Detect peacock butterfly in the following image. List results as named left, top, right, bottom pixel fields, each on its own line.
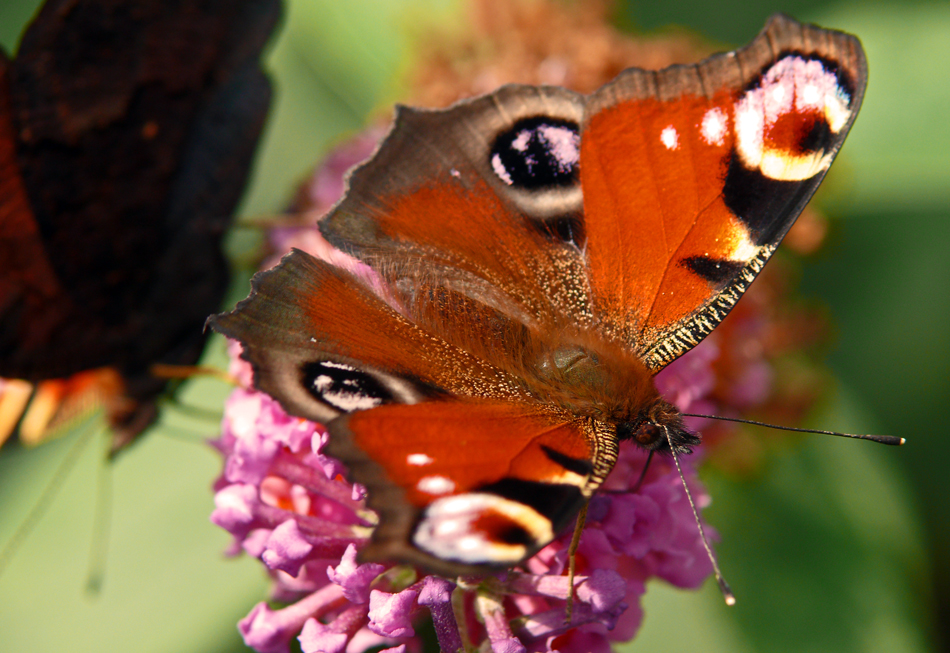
left=210, top=15, right=868, bottom=576
left=0, top=0, right=278, bottom=453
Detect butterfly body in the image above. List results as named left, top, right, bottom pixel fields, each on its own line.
left=212, top=15, right=866, bottom=576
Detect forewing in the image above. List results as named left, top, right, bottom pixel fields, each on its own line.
left=579, top=14, right=866, bottom=370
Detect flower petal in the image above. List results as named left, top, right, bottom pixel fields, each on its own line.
left=367, top=588, right=419, bottom=639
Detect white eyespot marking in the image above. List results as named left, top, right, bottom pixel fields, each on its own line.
left=309, top=361, right=387, bottom=412
left=771, top=83, right=787, bottom=104
left=416, top=475, right=455, bottom=496
left=660, top=125, right=679, bottom=150
left=309, top=337, right=317, bottom=343
left=413, top=493, right=553, bottom=565
left=537, top=124, right=580, bottom=171
left=511, top=130, right=531, bottom=152
left=734, top=55, right=852, bottom=181
left=700, top=108, right=727, bottom=146
left=322, top=361, right=354, bottom=369
left=491, top=153, right=513, bottom=185
left=450, top=168, right=461, bottom=178
left=407, top=453, right=434, bottom=466
left=802, top=83, right=820, bottom=106
left=311, top=372, right=383, bottom=412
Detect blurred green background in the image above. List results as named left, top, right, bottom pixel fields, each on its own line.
left=0, top=1, right=947, bottom=652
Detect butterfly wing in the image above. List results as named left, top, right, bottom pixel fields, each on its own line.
left=210, top=250, right=618, bottom=573
left=0, top=0, right=278, bottom=449
left=580, top=14, right=867, bottom=369
left=320, top=15, right=866, bottom=372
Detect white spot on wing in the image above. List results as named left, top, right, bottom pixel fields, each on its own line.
left=730, top=233, right=760, bottom=262
left=511, top=130, right=531, bottom=152
left=416, top=475, right=455, bottom=495
left=660, top=125, right=679, bottom=150
left=537, top=124, right=579, bottom=171
left=407, top=453, right=434, bottom=466
left=491, top=153, right=513, bottom=185
left=312, top=373, right=383, bottom=412
left=700, top=108, right=727, bottom=146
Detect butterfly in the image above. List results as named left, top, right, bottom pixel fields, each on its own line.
left=210, top=14, right=867, bottom=577
left=0, top=0, right=278, bottom=453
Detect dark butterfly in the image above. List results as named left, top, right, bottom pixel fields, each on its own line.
left=210, top=14, right=867, bottom=576
left=0, top=0, right=279, bottom=452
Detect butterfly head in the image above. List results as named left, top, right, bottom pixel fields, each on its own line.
left=615, top=402, right=700, bottom=455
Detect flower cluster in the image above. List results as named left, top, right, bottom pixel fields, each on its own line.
left=212, top=335, right=718, bottom=653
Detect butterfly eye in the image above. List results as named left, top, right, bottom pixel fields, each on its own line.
left=632, top=422, right=661, bottom=447
left=490, top=117, right=580, bottom=190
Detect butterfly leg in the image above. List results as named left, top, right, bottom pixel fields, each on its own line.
left=565, top=501, right=589, bottom=622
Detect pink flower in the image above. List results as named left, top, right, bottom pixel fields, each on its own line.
left=212, top=340, right=720, bottom=653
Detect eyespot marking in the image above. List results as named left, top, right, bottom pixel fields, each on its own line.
left=302, top=361, right=392, bottom=412
left=412, top=493, right=553, bottom=565
left=734, top=54, right=852, bottom=181
left=490, top=117, right=580, bottom=190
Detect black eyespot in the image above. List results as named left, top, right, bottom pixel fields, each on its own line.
left=494, top=523, right=535, bottom=546
left=477, top=478, right=584, bottom=533
left=302, top=360, right=393, bottom=413
left=490, top=117, right=580, bottom=190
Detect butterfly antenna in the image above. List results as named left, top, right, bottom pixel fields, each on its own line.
left=85, top=438, right=113, bottom=594
left=0, top=420, right=99, bottom=579
left=681, top=413, right=904, bottom=446
left=664, top=426, right=736, bottom=606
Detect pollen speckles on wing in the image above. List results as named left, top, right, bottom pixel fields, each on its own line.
left=660, top=125, right=679, bottom=150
